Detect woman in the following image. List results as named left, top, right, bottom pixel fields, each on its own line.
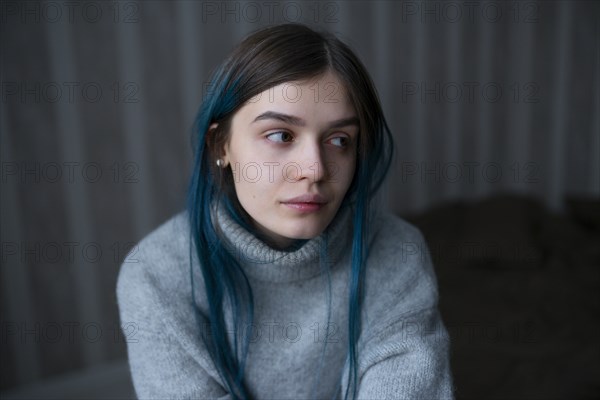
left=117, top=24, right=454, bottom=399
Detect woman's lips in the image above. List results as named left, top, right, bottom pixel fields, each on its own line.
left=282, top=193, right=327, bottom=203
left=281, top=193, right=328, bottom=213
left=282, top=202, right=326, bottom=212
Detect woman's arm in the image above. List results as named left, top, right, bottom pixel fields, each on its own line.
left=116, top=239, right=232, bottom=399
left=350, top=308, right=453, bottom=399
left=123, top=322, right=232, bottom=399
left=340, top=215, right=455, bottom=399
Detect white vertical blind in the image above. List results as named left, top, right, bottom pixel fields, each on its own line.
left=44, top=17, right=105, bottom=367
left=1, top=103, right=42, bottom=384
left=115, top=6, right=157, bottom=237
left=176, top=1, right=204, bottom=133
left=476, top=1, right=495, bottom=197
left=548, top=2, right=573, bottom=210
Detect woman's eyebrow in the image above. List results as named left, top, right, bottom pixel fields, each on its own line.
left=252, top=111, right=305, bottom=126
left=329, top=116, right=359, bottom=129
left=252, top=111, right=359, bottom=129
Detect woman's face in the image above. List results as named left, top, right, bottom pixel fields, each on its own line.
left=221, top=71, right=358, bottom=249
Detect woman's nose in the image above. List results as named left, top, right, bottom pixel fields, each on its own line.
left=293, top=140, right=327, bottom=183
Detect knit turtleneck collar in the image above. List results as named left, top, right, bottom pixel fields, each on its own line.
left=213, top=203, right=353, bottom=283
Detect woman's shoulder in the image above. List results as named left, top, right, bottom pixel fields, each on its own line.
left=116, top=211, right=193, bottom=307
left=362, top=210, right=439, bottom=329
left=371, top=210, right=429, bottom=248
left=369, top=210, right=434, bottom=271
left=130, top=211, right=190, bottom=262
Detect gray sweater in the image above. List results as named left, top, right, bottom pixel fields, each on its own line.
left=116, top=204, right=454, bottom=399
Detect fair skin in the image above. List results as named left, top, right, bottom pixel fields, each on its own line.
left=218, top=70, right=358, bottom=249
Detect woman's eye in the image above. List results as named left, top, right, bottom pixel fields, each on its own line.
left=328, top=136, right=349, bottom=148
left=266, top=131, right=293, bottom=143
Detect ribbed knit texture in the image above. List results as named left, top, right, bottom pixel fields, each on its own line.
left=116, top=204, right=454, bottom=399
left=212, top=202, right=352, bottom=283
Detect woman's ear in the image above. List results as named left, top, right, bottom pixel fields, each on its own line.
left=206, top=122, right=219, bottom=141
left=206, top=122, right=230, bottom=167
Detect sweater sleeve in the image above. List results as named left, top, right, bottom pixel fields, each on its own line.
left=354, top=307, right=453, bottom=399
left=124, top=324, right=233, bottom=400
left=116, top=230, right=232, bottom=399
left=341, top=215, right=454, bottom=399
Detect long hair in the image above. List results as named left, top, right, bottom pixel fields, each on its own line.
left=187, top=23, right=393, bottom=399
